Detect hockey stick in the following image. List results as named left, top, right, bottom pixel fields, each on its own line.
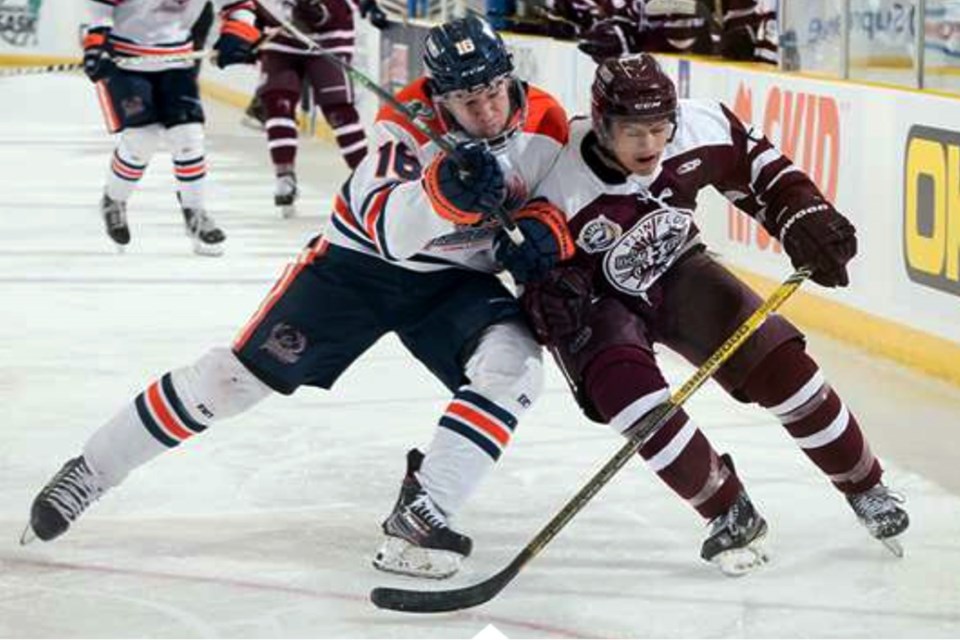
left=252, top=0, right=525, bottom=244
left=0, top=50, right=212, bottom=78
left=370, top=266, right=813, bottom=613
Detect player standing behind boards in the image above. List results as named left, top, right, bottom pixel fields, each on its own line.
left=254, top=0, right=390, bottom=217
left=23, top=15, right=569, bottom=581
left=494, top=54, right=909, bottom=575
left=83, top=0, right=260, bottom=256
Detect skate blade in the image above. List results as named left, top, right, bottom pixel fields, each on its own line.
left=280, top=203, right=297, bottom=219
left=19, top=524, right=37, bottom=546
left=191, top=241, right=225, bottom=257
left=711, top=543, right=769, bottom=577
left=880, top=536, right=904, bottom=558
left=372, top=536, right=463, bottom=580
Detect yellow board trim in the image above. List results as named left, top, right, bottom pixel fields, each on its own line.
left=732, top=268, right=960, bottom=387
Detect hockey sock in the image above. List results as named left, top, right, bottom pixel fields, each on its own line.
left=743, top=340, right=882, bottom=493
left=82, top=348, right=272, bottom=487
left=320, top=103, right=367, bottom=169
left=585, top=346, right=742, bottom=519
left=168, top=123, right=206, bottom=210
left=263, top=90, right=300, bottom=169
left=105, top=125, right=161, bottom=202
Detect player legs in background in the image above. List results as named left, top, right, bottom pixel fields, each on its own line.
left=306, top=55, right=367, bottom=171
left=259, top=50, right=306, bottom=218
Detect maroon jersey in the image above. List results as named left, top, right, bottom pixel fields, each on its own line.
left=257, top=0, right=357, bottom=56
left=535, top=100, right=825, bottom=300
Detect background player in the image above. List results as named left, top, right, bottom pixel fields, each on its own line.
left=83, top=0, right=260, bottom=256
left=495, top=54, right=909, bottom=574
left=254, top=0, right=389, bottom=217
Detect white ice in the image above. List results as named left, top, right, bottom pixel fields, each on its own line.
left=1, top=73, right=960, bottom=639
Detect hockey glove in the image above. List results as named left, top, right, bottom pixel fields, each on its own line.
left=521, top=266, right=594, bottom=345
left=779, top=201, right=857, bottom=288
left=213, top=20, right=261, bottom=68
left=360, top=0, right=391, bottom=30
left=82, top=27, right=117, bottom=83
left=424, top=141, right=506, bottom=225
left=577, top=17, right=642, bottom=63
left=495, top=200, right=576, bottom=284
left=292, top=0, right=330, bottom=30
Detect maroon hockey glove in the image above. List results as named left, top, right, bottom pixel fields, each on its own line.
left=521, top=266, right=594, bottom=345
left=779, top=201, right=857, bottom=287
left=82, top=27, right=116, bottom=83
left=577, top=17, right=643, bottom=63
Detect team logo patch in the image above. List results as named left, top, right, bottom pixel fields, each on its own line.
left=260, top=322, right=307, bottom=364
left=120, top=96, right=145, bottom=117
left=676, top=158, right=701, bottom=175
left=602, top=208, right=693, bottom=295
left=577, top=215, right=622, bottom=254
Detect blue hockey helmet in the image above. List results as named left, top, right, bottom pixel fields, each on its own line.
left=423, top=14, right=515, bottom=96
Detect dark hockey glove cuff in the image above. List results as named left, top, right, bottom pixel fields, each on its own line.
left=82, top=27, right=116, bottom=83
left=495, top=200, right=575, bottom=285
left=778, top=201, right=857, bottom=288
left=360, top=0, right=391, bottom=29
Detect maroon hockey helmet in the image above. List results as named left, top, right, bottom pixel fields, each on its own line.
left=591, top=53, right=678, bottom=138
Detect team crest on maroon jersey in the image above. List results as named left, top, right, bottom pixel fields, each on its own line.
left=577, top=215, right=622, bottom=254
left=603, top=207, right=693, bottom=295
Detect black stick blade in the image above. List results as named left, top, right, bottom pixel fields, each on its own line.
left=370, top=566, right=518, bottom=613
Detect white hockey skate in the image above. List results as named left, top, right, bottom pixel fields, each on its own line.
left=21, top=456, right=107, bottom=545
left=846, top=483, right=909, bottom=557
left=373, top=449, right=473, bottom=580
left=182, top=207, right=226, bottom=256
left=274, top=172, right=298, bottom=219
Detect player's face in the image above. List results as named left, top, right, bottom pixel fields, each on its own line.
left=608, top=117, right=673, bottom=176
left=439, top=77, right=512, bottom=139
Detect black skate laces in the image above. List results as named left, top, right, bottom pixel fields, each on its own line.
left=45, top=459, right=104, bottom=521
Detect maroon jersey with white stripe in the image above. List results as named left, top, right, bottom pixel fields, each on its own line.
left=536, top=100, right=825, bottom=298
left=257, top=0, right=357, bottom=57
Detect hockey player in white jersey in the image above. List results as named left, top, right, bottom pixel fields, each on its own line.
left=494, top=54, right=909, bottom=573
left=83, top=0, right=261, bottom=255
left=23, top=15, right=569, bottom=580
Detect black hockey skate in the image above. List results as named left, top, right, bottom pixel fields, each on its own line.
left=846, top=483, right=909, bottom=557
left=373, top=449, right=473, bottom=579
left=700, top=458, right=769, bottom=576
left=182, top=206, right=226, bottom=256
left=101, top=193, right=130, bottom=249
left=21, top=456, right=106, bottom=545
left=274, top=172, right=298, bottom=219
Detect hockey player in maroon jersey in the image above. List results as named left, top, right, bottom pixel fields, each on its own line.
left=83, top=0, right=261, bottom=255
left=578, top=0, right=777, bottom=64
left=494, top=54, right=909, bottom=574
left=23, top=15, right=569, bottom=580
left=253, top=0, right=389, bottom=217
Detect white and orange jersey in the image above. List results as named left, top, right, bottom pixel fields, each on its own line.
left=86, top=0, right=256, bottom=72
left=322, top=78, right=569, bottom=273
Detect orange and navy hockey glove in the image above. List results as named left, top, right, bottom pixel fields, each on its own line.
left=214, top=19, right=261, bottom=68
left=494, top=199, right=575, bottom=284
left=423, top=141, right=506, bottom=225
left=82, top=27, right=116, bottom=83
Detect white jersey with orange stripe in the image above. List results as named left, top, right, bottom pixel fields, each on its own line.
left=321, top=78, right=570, bottom=274
left=86, top=0, right=256, bottom=72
